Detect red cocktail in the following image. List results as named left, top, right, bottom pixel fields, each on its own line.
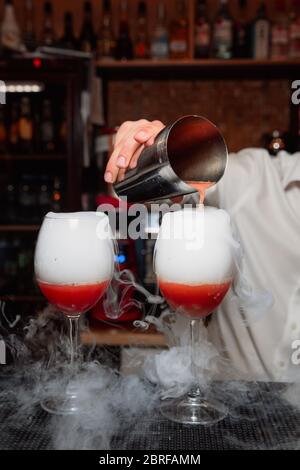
left=154, top=206, right=235, bottom=425
left=38, top=281, right=110, bottom=316
left=34, top=211, right=115, bottom=415
left=158, top=279, right=232, bottom=318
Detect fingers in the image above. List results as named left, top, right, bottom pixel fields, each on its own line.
left=129, top=145, right=145, bottom=169
left=104, top=119, right=165, bottom=184
left=134, top=127, right=157, bottom=144
left=104, top=147, right=122, bottom=183
left=116, top=168, right=126, bottom=182
left=115, top=137, right=143, bottom=169
left=134, top=121, right=164, bottom=144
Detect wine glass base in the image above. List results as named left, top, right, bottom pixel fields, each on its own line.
left=160, top=394, right=228, bottom=426
left=41, top=383, right=85, bottom=415
left=41, top=395, right=82, bottom=416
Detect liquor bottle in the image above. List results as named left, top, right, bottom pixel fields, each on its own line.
left=59, top=104, right=67, bottom=152
left=41, top=1, right=55, bottom=47
left=194, top=0, right=211, bottom=59
left=38, top=175, right=52, bottom=216
left=40, top=99, right=55, bottom=153
left=134, top=1, right=148, bottom=59
left=52, top=176, right=63, bottom=212
left=252, top=2, right=270, bottom=59
left=115, top=0, right=133, bottom=60
left=19, top=174, right=37, bottom=222
left=233, top=0, right=250, bottom=58
left=169, top=0, right=189, bottom=59
left=18, top=96, right=34, bottom=154
left=0, top=107, right=7, bottom=154
left=23, top=0, right=37, bottom=52
left=213, top=0, right=233, bottom=59
left=151, top=2, right=169, bottom=60
left=8, top=101, right=19, bottom=153
left=267, top=130, right=286, bottom=156
left=59, top=12, right=78, bottom=50
left=79, top=1, right=96, bottom=53
left=290, top=0, right=300, bottom=58
left=271, top=0, right=289, bottom=59
left=4, top=182, right=17, bottom=222
left=96, top=0, right=115, bottom=60
left=1, top=0, right=22, bottom=53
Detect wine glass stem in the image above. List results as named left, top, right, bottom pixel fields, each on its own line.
left=189, top=318, right=201, bottom=398
left=67, top=315, right=80, bottom=372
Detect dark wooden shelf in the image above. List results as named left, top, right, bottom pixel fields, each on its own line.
left=96, top=58, right=300, bottom=69
left=0, top=153, right=66, bottom=161
left=81, top=321, right=166, bottom=347
left=96, top=58, right=300, bottom=80
left=0, top=225, right=40, bottom=232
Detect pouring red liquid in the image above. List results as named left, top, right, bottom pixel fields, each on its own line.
left=186, top=181, right=214, bottom=204
left=38, top=280, right=110, bottom=316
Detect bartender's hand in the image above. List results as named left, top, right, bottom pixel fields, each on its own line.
left=104, top=119, right=165, bottom=183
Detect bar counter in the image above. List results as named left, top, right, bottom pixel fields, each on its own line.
left=0, top=376, right=299, bottom=450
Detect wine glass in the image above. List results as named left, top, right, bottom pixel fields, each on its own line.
left=34, top=211, right=115, bottom=415
left=154, top=206, right=235, bottom=425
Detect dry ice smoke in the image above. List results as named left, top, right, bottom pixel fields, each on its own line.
left=0, top=206, right=294, bottom=450
left=102, top=269, right=163, bottom=321
left=0, top=307, right=160, bottom=450
left=2, top=307, right=300, bottom=450
left=35, top=211, right=115, bottom=287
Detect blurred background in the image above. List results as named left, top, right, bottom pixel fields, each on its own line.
left=0, top=0, right=299, bottom=352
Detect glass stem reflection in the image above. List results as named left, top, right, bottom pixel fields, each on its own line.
left=67, top=315, right=80, bottom=372
left=189, top=319, right=202, bottom=398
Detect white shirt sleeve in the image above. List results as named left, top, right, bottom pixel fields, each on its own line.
left=205, top=148, right=267, bottom=211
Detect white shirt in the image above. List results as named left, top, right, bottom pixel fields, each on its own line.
left=206, top=149, right=300, bottom=381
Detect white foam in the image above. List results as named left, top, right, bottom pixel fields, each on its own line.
left=154, top=206, right=236, bottom=285
left=34, top=212, right=115, bottom=285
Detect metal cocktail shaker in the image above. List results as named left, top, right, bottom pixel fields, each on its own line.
left=114, top=115, right=228, bottom=204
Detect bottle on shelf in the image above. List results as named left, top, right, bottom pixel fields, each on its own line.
left=8, top=101, right=19, bottom=153
left=52, top=176, right=63, bottom=212
left=40, top=99, right=55, bottom=154
left=38, top=175, right=52, bottom=216
left=19, top=174, right=37, bottom=222
left=233, top=0, right=251, bottom=58
left=169, top=0, right=189, bottom=60
left=271, top=0, right=289, bottom=60
left=115, top=0, right=133, bottom=60
left=79, top=1, right=96, bottom=53
left=23, top=0, right=37, bottom=52
left=41, top=1, right=55, bottom=47
left=0, top=107, right=7, bottom=154
left=213, top=0, right=233, bottom=59
left=134, top=1, right=148, bottom=59
left=5, top=181, right=17, bottom=223
left=59, top=12, right=78, bottom=50
left=267, top=130, right=286, bottom=156
left=151, top=2, right=169, bottom=60
left=59, top=104, right=67, bottom=152
left=96, top=0, right=115, bottom=60
left=1, top=0, right=22, bottom=53
left=18, top=96, right=34, bottom=154
left=194, top=0, right=211, bottom=59
left=289, top=0, right=300, bottom=58
left=252, top=2, right=270, bottom=59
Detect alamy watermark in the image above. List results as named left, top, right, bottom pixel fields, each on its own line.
left=0, top=80, right=6, bottom=105
left=0, top=340, right=5, bottom=365
left=95, top=199, right=206, bottom=248
left=291, top=339, right=300, bottom=365
left=291, top=80, right=300, bottom=105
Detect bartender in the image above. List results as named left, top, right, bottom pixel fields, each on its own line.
left=104, top=119, right=300, bottom=383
